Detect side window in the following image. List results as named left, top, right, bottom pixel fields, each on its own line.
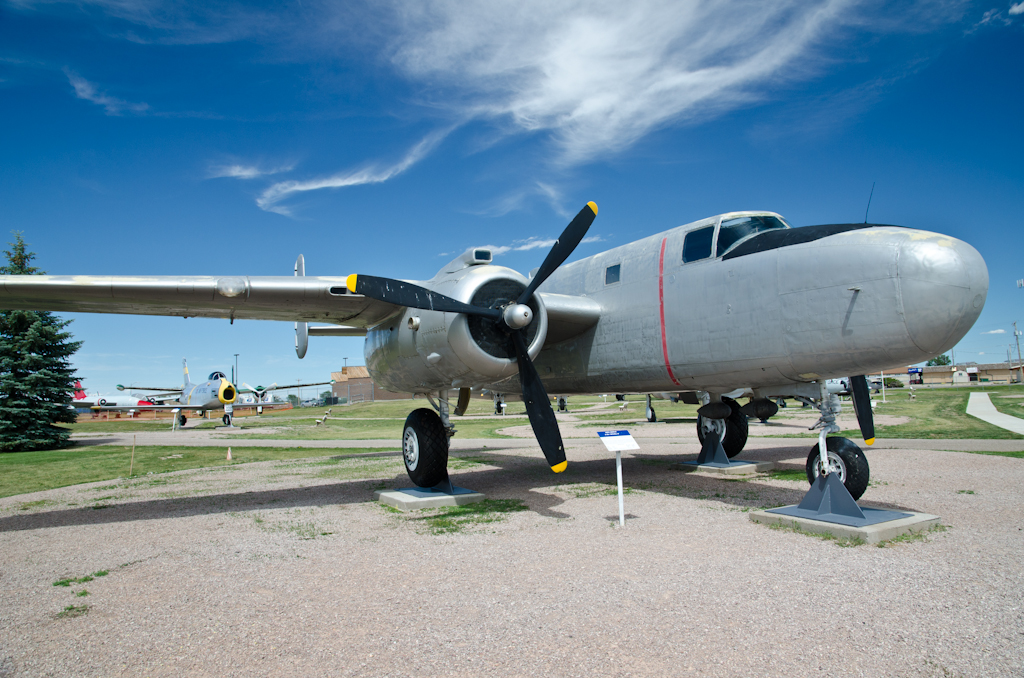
left=605, top=264, right=621, bottom=285
left=682, top=226, right=714, bottom=263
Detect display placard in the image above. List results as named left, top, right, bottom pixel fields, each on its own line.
left=597, top=429, right=640, bottom=452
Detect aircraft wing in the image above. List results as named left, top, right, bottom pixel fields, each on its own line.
left=240, top=380, right=333, bottom=394
left=0, top=275, right=402, bottom=327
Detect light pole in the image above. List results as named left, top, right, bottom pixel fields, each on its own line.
left=234, top=353, right=239, bottom=386
left=1015, top=322, right=1023, bottom=383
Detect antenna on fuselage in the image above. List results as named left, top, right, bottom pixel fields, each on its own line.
left=864, top=181, right=875, bottom=223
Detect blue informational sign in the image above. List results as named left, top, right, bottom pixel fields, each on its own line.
left=908, top=367, right=923, bottom=374
left=598, top=430, right=640, bottom=451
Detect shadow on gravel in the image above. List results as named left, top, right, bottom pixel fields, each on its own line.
left=0, top=443, right=926, bottom=532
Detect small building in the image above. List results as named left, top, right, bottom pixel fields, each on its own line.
left=330, top=366, right=412, bottom=403
left=919, top=363, right=1023, bottom=385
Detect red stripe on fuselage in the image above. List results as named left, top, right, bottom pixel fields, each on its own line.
left=659, top=237, right=681, bottom=386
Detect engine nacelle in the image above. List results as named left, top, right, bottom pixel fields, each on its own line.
left=365, top=260, right=548, bottom=393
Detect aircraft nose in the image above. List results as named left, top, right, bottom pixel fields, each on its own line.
left=898, top=234, right=988, bottom=354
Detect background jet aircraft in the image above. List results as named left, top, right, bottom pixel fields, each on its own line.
left=0, top=202, right=987, bottom=501
left=99, top=361, right=331, bottom=425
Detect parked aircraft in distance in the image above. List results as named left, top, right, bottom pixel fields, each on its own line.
left=2, top=203, right=987, bottom=501
left=72, top=381, right=155, bottom=409
left=92, top=360, right=327, bottom=426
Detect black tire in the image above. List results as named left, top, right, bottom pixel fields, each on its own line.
left=805, top=437, right=870, bottom=501
left=178, top=414, right=187, bottom=426
left=695, top=397, right=748, bottom=458
left=402, top=408, right=449, bottom=488
left=646, top=405, right=657, bottom=423
left=222, top=414, right=231, bottom=426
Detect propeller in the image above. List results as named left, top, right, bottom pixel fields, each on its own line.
left=347, top=201, right=598, bottom=473
left=848, top=375, right=875, bottom=445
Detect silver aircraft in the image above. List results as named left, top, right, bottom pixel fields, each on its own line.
left=99, top=360, right=329, bottom=425
left=91, top=359, right=243, bottom=426
left=0, top=203, right=987, bottom=499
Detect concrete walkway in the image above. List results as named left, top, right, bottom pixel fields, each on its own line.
left=966, top=392, right=1024, bottom=435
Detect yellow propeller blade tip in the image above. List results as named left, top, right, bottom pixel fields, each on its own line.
left=346, top=274, right=358, bottom=293
left=586, top=201, right=598, bottom=215
left=551, top=461, right=568, bottom=473
left=865, top=438, right=875, bottom=446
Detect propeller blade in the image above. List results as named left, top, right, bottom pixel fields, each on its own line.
left=518, top=201, right=598, bottom=304
left=511, top=330, right=567, bottom=472
left=849, top=375, right=875, bottom=445
left=347, top=274, right=501, bottom=319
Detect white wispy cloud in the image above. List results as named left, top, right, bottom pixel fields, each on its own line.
left=387, top=0, right=865, bottom=166
left=982, top=329, right=1007, bottom=334
left=1011, top=2, right=1024, bottom=15
left=64, top=69, right=148, bottom=115
left=207, top=163, right=294, bottom=180
left=256, top=128, right=451, bottom=215
left=485, top=235, right=604, bottom=256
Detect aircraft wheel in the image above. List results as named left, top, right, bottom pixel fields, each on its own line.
left=695, top=397, right=748, bottom=458
left=402, top=408, right=449, bottom=488
left=646, top=405, right=657, bottom=423
left=222, top=414, right=231, bottom=426
left=178, top=414, right=187, bottom=426
left=557, top=396, right=568, bottom=412
left=805, top=437, right=870, bottom=501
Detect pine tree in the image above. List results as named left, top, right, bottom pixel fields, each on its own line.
left=0, top=233, right=82, bottom=452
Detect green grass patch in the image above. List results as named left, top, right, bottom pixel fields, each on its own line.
left=767, top=521, right=865, bottom=547
left=0, top=445, right=398, bottom=499
left=76, top=590, right=90, bottom=597
left=868, top=386, right=1024, bottom=439
left=768, top=468, right=807, bottom=482
left=57, top=604, right=89, bottom=619
left=53, top=570, right=107, bottom=587
left=415, top=499, right=528, bottom=534
left=876, top=523, right=947, bottom=548
left=558, top=482, right=638, bottom=499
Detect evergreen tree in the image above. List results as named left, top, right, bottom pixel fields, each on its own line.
left=0, top=233, right=81, bottom=452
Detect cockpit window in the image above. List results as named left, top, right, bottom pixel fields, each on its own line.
left=715, top=216, right=788, bottom=257
left=682, top=226, right=715, bottom=263
left=209, top=372, right=226, bottom=381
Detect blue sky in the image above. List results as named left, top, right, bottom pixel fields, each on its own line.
left=1, top=0, right=1022, bottom=393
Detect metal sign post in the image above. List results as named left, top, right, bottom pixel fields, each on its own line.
left=597, top=430, right=640, bottom=527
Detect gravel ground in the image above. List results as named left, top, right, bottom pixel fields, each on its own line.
left=2, top=436, right=1022, bottom=677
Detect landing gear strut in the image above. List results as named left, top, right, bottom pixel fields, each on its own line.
left=807, top=380, right=870, bottom=500
left=645, top=394, right=656, bottom=423
left=557, top=396, right=568, bottom=412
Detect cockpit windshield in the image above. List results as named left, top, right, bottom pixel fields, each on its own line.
left=209, top=371, right=227, bottom=381
left=715, top=215, right=789, bottom=257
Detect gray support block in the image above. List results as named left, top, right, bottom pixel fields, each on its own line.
left=749, top=510, right=941, bottom=544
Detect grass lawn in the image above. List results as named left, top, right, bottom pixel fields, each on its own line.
left=0, top=445, right=399, bottom=499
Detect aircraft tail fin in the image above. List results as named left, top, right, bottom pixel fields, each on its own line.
left=73, top=380, right=86, bottom=400
left=182, top=358, right=191, bottom=385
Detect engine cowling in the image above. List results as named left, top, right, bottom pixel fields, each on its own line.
left=365, top=264, right=548, bottom=393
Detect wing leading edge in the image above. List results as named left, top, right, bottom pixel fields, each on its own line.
left=0, top=275, right=401, bottom=327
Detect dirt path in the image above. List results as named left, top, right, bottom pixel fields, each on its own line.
left=1, top=438, right=1022, bottom=676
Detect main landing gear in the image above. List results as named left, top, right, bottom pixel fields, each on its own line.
left=402, top=391, right=456, bottom=489
left=645, top=394, right=657, bottom=423
left=178, top=414, right=187, bottom=427
left=695, top=396, right=748, bottom=458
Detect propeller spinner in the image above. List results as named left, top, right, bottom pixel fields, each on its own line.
left=347, top=201, right=598, bottom=473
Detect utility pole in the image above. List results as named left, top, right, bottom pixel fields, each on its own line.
left=234, top=354, right=239, bottom=387
left=1015, top=322, right=1023, bottom=383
